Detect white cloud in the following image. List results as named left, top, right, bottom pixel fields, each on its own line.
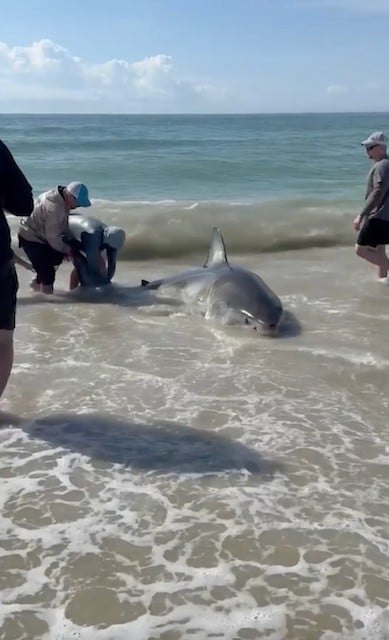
left=326, top=85, right=349, bottom=95
left=133, top=55, right=173, bottom=95
left=0, top=39, right=81, bottom=77
left=0, top=39, right=226, bottom=112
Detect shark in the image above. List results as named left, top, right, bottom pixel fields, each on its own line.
left=141, top=227, right=284, bottom=333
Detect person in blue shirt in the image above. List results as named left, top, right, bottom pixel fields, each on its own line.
left=67, top=214, right=126, bottom=288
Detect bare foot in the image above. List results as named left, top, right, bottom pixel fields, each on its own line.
left=41, top=285, right=54, bottom=294
left=29, top=279, right=41, bottom=292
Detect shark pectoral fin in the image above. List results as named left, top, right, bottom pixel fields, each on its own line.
left=141, top=279, right=162, bottom=290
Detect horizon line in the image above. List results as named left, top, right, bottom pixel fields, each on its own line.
left=1, top=110, right=389, bottom=117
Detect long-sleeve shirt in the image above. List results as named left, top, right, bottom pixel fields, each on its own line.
left=18, top=187, right=70, bottom=254
left=360, top=157, right=389, bottom=221
left=0, top=139, right=34, bottom=269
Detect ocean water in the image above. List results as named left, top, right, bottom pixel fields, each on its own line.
left=1, top=113, right=389, bottom=640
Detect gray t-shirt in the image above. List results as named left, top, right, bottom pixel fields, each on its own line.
left=362, top=156, right=389, bottom=221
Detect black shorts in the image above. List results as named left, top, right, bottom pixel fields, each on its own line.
left=18, top=236, right=64, bottom=286
left=357, top=217, right=389, bottom=248
left=0, top=261, right=19, bottom=331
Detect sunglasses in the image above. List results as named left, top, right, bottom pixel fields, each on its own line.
left=366, top=144, right=379, bottom=150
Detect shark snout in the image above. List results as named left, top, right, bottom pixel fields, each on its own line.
left=257, top=305, right=283, bottom=335
left=243, top=314, right=282, bottom=335
left=261, top=322, right=280, bottom=336
left=266, top=308, right=283, bottom=334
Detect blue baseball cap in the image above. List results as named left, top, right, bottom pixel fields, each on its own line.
left=66, top=181, right=91, bottom=207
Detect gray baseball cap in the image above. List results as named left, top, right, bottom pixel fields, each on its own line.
left=361, top=131, right=387, bottom=147
left=104, top=226, right=126, bottom=250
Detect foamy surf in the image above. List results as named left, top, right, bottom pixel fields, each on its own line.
left=0, top=244, right=388, bottom=639
left=2, top=111, right=389, bottom=638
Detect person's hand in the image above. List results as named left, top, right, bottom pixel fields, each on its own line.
left=353, top=215, right=362, bottom=231
left=64, top=247, right=77, bottom=262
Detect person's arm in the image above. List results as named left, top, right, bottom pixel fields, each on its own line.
left=84, top=232, right=106, bottom=275
left=106, top=247, right=117, bottom=282
left=0, top=140, right=34, bottom=216
left=69, top=266, right=80, bottom=290
left=45, top=208, right=72, bottom=254
left=360, top=165, right=387, bottom=220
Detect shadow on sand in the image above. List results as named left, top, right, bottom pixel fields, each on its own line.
left=1, top=411, right=284, bottom=478
left=17, top=284, right=183, bottom=310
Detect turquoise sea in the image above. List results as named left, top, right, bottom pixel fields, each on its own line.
left=3, top=112, right=389, bottom=258
left=2, top=112, right=388, bottom=201
left=2, top=112, right=389, bottom=262
left=1, top=113, right=389, bottom=640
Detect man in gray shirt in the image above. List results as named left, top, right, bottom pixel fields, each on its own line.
left=354, top=131, right=389, bottom=280
left=67, top=214, right=126, bottom=288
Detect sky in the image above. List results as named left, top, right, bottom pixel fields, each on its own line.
left=1, top=0, right=389, bottom=114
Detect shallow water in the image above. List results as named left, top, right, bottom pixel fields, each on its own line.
left=1, top=245, right=388, bottom=639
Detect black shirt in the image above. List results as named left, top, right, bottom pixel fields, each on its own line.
left=0, top=140, right=34, bottom=268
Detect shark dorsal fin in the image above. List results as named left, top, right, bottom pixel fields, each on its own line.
left=203, top=227, right=229, bottom=268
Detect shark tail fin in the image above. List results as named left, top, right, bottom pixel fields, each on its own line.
left=203, top=227, right=229, bottom=268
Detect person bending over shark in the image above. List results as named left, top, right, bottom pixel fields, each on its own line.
left=18, top=181, right=91, bottom=294
left=67, top=214, right=126, bottom=289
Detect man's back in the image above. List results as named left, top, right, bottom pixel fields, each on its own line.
left=68, top=214, right=105, bottom=246
left=366, top=157, right=389, bottom=221
left=19, top=188, right=70, bottom=254
left=0, top=140, right=34, bottom=268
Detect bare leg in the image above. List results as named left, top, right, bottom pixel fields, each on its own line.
left=376, top=245, right=388, bottom=278
left=355, top=244, right=389, bottom=276
left=0, top=330, right=14, bottom=400
left=41, top=284, right=54, bottom=294
left=69, top=268, right=80, bottom=290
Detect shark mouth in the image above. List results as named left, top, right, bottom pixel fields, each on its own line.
left=240, top=309, right=279, bottom=333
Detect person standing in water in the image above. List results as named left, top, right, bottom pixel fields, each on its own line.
left=354, top=131, right=389, bottom=281
left=0, top=139, right=34, bottom=401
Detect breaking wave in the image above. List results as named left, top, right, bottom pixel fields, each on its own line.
left=9, top=196, right=356, bottom=262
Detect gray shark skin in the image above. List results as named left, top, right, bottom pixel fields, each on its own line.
left=142, top=227, right=284, bottom=333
